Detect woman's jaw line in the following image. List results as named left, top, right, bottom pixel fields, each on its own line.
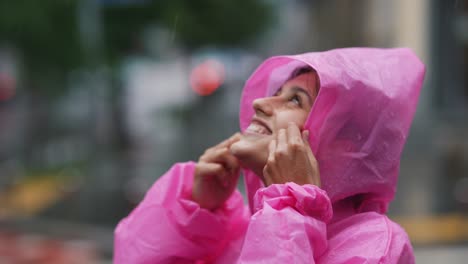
left=230, top=135, right=269, bottom=179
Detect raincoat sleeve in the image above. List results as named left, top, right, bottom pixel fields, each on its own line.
left=237, top=182, right=333, bottom=263
left=113, top=162, right=249, bottom=264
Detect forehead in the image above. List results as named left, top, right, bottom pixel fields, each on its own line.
left=281, top=72, right=318, bottom=95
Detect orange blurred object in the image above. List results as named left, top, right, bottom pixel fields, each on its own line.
left=0, top=230, right=100, bottom=264
left=190, top=59, right=225, bottom=96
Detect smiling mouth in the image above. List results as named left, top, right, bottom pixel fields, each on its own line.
left=245, top=120, right=272, bottom=135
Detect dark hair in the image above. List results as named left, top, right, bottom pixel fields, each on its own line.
left=289, top=66, right=315, bottom=79
left=287, top=66, right=320, bottom=95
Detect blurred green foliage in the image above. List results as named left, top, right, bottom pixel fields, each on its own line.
left=0, top=0, right=272, bottom=96
left=0, top=1, right=81, bottom=71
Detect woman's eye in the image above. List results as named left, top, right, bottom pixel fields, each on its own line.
left=290, top=95, right=301, bottom=106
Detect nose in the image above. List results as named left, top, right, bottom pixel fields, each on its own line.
left=253, top=97, right=274, bottom=116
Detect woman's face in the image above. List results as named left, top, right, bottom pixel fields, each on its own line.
left=231, top=71, right=319, bottom=177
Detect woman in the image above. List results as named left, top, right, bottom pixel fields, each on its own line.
left=114, top=47, right=425, bottom=263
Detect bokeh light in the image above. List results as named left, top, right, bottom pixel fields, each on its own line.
left=189, top=59, right=225, bottom=96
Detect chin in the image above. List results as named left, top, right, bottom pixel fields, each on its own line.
left=230, top=134, right=269, bottom=171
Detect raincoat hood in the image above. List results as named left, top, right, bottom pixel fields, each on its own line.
left=240, top=48, right=425, bottom=214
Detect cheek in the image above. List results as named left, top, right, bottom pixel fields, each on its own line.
left=275, top=111, right=309, bottom=130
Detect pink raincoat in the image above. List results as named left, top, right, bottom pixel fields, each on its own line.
left=114, top=48, right=425, bottom=263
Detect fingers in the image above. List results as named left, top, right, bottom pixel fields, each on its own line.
left=301, top=129, right=316, bottom=160
left=287, top=122, right=303, bottom=148
left=216, top=166, right=237, bottom=188
left=276, top=128, right=288, bottom=155
left=200, top=132, right=241, bottom=169
left=301, top=130, right=316, bottom=160
left=301, top=130, right=321, bottom=187
left=201, top=147, right=239, bottom=171
left=263, top=139, right=276, bottom=186
left=215, top=148, right=239, bottom=171
left=196, top=161, right=237, bottom=188
left=268, top=139, right=276, bottom=156
left=215, top=133, right=242, bottom=149
left=196, top=162, right=225, bottom=179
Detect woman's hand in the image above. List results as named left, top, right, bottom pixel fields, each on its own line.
left=192, top=133, right=242, bottom=210
left=263, top=122, right=320, bottom=187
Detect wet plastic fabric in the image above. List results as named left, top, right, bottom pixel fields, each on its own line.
left=114, top=48, right=425, bottom=263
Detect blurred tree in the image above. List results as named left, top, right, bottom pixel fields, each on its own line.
left=0, top=0, right=272, bottom=96
left=0, top=0, right=81, bottom=96
left=102, top=0, right=273, bottom=60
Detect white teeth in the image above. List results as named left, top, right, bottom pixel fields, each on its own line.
left=246, top=123, right=270, bottom=135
